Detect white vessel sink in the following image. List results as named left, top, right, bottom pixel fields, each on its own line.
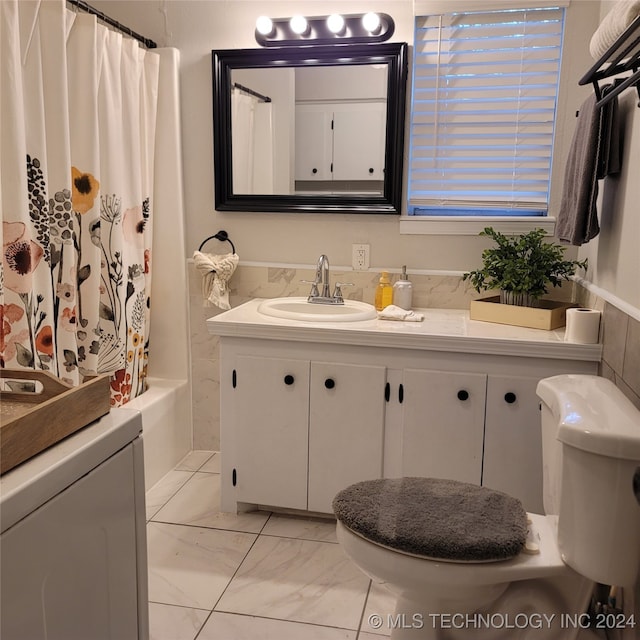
left=258, top=297, right=377, bottom=322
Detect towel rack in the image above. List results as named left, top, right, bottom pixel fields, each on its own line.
left=198, top=230, right=236, bottom=254
left=580, top=14, right=640, bottom=108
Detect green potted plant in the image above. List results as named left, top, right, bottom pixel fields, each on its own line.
left=463, top=227, right=588, bottom=330
left=463, top=227, right=587, bottom=307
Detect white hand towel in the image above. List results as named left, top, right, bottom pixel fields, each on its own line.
left=590, top=0, right=640, bottom=60
left=193, top=250, right=239, bottom=310
left=378, top=305, right=424, bottom=322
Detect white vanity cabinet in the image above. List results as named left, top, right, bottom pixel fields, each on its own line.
left=483, top=375, right=545, bottom=510
left=228, top=353, right=386, bottom=513
left=398, top=369, right=487, bottom=485
left=386, top=370, right=545, bottom=512
left=233, top=355, right=310, bottom=510
left=308, top=362, right=386, bottom=512
left=210, top=301, right=601, bottom=517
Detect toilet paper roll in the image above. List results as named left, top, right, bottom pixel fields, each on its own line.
left=564, top=308, right=601, bottom=344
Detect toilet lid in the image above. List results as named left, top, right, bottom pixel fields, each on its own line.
left=333, top=477, right=528, bottom=562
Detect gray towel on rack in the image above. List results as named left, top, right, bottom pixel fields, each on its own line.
left=598, top=84, right=622, bottom=178
left=557, top=89, right=620, bottom=246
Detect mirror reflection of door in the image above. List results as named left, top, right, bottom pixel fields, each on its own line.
left=230, top=64, right=388, bottom=196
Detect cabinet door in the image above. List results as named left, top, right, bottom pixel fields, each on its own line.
left=1, top=445, right=140, bottom=640
left=295, top=105, right=332, bottom=180
left=483, top=376, right=544, bottom=513
left=401, top=369, right=486, bottom=484
left=235, top=356, right=310, bottom=510
left=332, top=103, right=386, bottom=181
left=308, top=362, right=387, bottom=513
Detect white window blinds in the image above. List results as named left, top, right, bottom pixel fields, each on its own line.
left=408, top=6, right=565, bottom=216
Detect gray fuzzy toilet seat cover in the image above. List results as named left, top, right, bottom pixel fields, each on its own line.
left=333, top=477, right=528, bottom=562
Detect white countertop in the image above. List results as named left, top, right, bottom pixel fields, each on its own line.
left=207, top=299, right=602, bottom=361
left=0, top=407, right=142, bottom=533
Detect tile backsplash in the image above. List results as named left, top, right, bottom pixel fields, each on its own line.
left=190, top=263, right=639, bottom=449
left=576, top=286, right=640, bottom=410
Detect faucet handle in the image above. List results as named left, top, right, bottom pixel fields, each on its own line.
left=333, top=282, right=354, bottom=303
left=301, top=279, right=320, bottom=298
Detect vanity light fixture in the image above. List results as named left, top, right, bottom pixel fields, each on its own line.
left=255, top=16, right=274, bottom=36
left=362, top=12, right=381, bottom=34
left=254, top=12, right=394, bottom=47
left=289, top=15, right=309, bottom=35
left=327, top=13, right=345, bottom=35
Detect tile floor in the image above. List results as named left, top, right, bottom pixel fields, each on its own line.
left=145, top=450, right=397, bottom=640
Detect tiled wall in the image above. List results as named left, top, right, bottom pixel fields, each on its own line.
left=190, top=264, right=639, bottom=447
left=576, top=287, right=640, bottom=410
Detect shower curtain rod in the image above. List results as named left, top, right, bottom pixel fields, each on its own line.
left=233, top=82, right=272, bottom=103
left=67, top=0, right=157, bottom=49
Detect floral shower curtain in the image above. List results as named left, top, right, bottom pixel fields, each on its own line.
left=1, top=0, right=159, bottom=406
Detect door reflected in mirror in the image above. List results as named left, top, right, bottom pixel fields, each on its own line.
left=212, top=43, right=408, bottom=214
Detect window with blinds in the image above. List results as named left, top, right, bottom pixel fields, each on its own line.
left=408, top=6, right=565, bottom=217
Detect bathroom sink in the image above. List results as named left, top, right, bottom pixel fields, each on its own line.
left=258, top=297, right=377, bottom=322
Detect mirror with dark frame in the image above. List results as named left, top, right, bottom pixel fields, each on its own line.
left=212, top=42, right=408, bottom=214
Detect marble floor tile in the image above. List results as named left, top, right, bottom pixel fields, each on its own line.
left=199, top=452, right=221, bottom=473
left=147, top=522, right=256, bottom=610
left=198, top=612, right=357, bottom=640
left=148, top=602, right=209, bottom=640
left=261, top=513, right=338, bottom=543
left=361, top=582, right=397, bottom=636
left=215, top=535, right=370, bottom=630
left=175, top=450, right=214, bottom=472
left=145, top=470, right=194, bottom=521
left=152, top=471, right=269, bottom=534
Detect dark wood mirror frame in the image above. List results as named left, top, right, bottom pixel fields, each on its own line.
left=212, top=42, right=408, bottom=214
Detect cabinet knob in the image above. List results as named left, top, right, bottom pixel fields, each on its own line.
left=457, top=389, right=469, bottom=401
left=369, top=167, right=374, bottom=174
left=504, top=392, right=517, bottom=404
left=284, top=374, right=295, bottom=385
left=312, top=167, right=318, bottom=174
left=325, top=378, right=335, bottom=389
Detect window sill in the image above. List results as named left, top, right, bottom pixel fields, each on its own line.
left=399, top=216, right=557, bottom=236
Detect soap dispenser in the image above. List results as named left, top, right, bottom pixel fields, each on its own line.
left=374, top=271, right=393, bottom=311
left=393, top=265, right=413, bottom=310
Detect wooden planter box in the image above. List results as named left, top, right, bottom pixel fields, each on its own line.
left=469, top=296, right=576, bottom=330
left=0, top=370, right=111, bottom=475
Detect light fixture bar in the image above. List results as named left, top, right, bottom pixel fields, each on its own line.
left=255, top=13, right=394, bottom=47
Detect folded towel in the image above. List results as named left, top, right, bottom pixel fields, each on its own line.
left=193, top=250, right=239, bottom=310
left=378, top=304, right=424, bottom=322
left=590, top=0, right=640, bottom=61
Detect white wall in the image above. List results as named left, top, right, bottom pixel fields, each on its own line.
left=91, top=0, right=638, bottom=305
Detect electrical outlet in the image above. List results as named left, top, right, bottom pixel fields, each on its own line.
left=352, top=244, right=370, bottom=270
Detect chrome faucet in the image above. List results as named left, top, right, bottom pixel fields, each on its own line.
left=301, top=254, right=353, bottom=305
left=316, top=254, right=331, bottom=299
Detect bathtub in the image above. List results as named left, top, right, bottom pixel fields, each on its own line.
left=126, top=377, right=192, bottom=489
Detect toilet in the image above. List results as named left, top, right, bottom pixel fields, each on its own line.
left=334, top=375, right=640, bottom=639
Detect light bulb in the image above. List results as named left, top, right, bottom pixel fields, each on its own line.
left=255, top=16, right=274, bottom=36
left=327, top=14, right=345, bottom=34
left=362, top=12, right=381, bottom=33
left=290, top=15, right=308, bottom=35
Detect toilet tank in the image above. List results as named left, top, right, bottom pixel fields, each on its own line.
left=536, top=375, right=640, bottom=587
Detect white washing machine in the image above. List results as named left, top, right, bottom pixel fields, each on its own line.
left=1, top=407, right=148, bottom=640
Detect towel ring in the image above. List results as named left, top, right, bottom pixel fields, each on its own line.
left=198, top=230, right=236, bottom=254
